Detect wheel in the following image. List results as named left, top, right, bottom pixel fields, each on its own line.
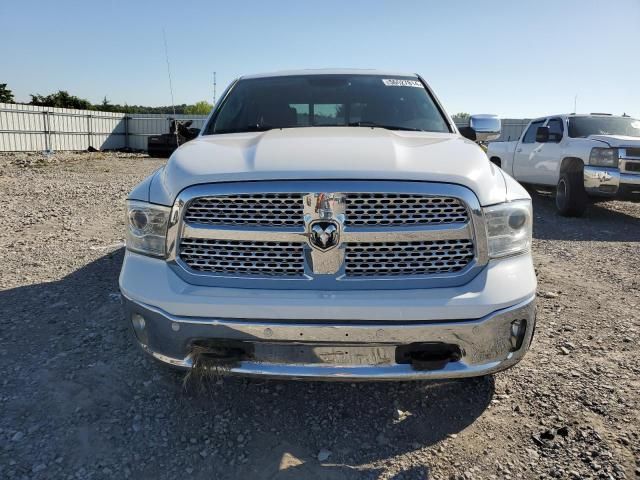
left=556, top=170, right=587, bottom=217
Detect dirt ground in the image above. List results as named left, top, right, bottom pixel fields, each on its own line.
left=0, top=151, right=638, bottom=480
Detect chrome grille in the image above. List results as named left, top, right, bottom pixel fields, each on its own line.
left=179, top=239, right=305, bottom=277
left=345, top=240, right=474, bottom=277
left=624, top=161, right=640, bottom=173
left=345, top=193, right=468, bottom=226
left=623, top=148, right=640, bottom=158
left=184, top=193, right=304, bottom=227
left=171, top=182, right=485, bottom=289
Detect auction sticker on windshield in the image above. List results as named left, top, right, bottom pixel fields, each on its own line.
left=382, top=79, right=423, bottom=87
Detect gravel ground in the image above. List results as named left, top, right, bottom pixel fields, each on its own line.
left=0, top=151, right=638, bottom=480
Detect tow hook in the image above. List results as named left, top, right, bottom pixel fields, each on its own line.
left=395, top=343, right=462, bottom=371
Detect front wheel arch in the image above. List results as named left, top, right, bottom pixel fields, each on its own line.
left=559, top=156, right=584, bottom=175
left=556, top=159, right=587, bottom=217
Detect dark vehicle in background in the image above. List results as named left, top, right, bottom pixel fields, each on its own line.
left=147, top=119, right=200, bottom=158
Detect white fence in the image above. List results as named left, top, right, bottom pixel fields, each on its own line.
left=495, top=119, right=532, bottom=142
left=0, top=103, right=208, bottom=152
left=0, top=102, right=529, bottom=152
left=0, top=104, right=126, bottom=151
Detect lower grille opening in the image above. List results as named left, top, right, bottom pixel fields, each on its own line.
left=185, top=341, right=254, bottom=382
left=395, top=342, right=462, bottom=370
left=190, top=340, right=254, bottom=366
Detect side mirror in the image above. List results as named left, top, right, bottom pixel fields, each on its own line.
left=459, top=114, right=501, bottom=142
left=535, top=126, right=550, bottom=143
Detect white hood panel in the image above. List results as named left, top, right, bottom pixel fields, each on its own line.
left=150, top=128, right=509, bottom=206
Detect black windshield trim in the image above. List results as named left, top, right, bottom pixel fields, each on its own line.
left=414, top=74, right=455, bottom=134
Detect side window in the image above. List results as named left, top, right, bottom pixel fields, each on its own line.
left=522, top=120, right=544, bottom=144
left=547, top=118, right=564, bottom=141
left=290, top=104, right=310, bottom=126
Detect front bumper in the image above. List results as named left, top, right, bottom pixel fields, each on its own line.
left=120, top=250, right=537, bottom=380
left=122, top=295, right=536, bottom=381
left=584, top=166, right=640, bottom=198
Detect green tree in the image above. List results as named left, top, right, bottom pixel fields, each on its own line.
left=30, top=90, right=92, bottom=110
left=99, top=96, right=114, bottom=111
left=452, top=112, right=470, bottom=122
left=97, top=103, right=189, bottom=114
left=452, top=112, right=470, bottom=123
left=184, top=101, right=213, bottom=115
left=0, top=83, right=15, bottom=103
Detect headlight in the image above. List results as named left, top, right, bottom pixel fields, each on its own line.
left=589, top=148, right=619, bottom=167
left=483, top=200, right=532, bottom=258
left=125, top=200, right=170, bottom=257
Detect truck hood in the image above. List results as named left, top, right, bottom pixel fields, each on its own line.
left=150, top=127, right=508, bottom=206
left=588, top=135, right=640, bottom=147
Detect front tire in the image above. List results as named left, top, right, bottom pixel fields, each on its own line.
left=556, top=171, right=587, bottom=217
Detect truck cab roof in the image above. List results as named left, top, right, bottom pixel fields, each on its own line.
left=530, top=113, right=629, bottom=122
left=239, top=69, right=419, bottom=80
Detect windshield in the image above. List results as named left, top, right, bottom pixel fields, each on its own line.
left=205, top=75, right=451, bottom=135
left=568, top=116, right=640, bottom=138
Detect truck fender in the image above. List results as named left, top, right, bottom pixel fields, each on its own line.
left=128, top=167, right=164, bottom=202
left=558, top=157, right=584, bottom=178
left=499, top=170, right=530, bottom=202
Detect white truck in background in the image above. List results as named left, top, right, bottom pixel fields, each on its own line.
left=487, top=114, right=640, bottom=216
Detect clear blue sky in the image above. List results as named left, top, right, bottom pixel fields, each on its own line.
left=2, top=0, right=639, bottom=118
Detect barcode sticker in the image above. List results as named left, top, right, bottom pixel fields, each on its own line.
left=382, top=79, right=423, bottom=88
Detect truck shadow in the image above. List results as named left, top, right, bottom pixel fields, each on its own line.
left=1, top=248, right=494, bottom=480
left=529, top=189, right=640, bottom=242
left=179, top=371, right=493, bottom=479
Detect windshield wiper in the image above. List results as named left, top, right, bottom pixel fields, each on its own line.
left=214, top=123, right=423, bottom=134
left=347, top=121, right=423, bottom=132
left=214, top=124, right=276, bottom=134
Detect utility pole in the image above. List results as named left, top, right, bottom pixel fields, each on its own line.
left=573, top=94, right=578, bottom=114
left=213, top=71, right=217, bottom=105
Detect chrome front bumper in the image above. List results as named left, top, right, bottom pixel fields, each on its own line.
left=584, top=166, right=640, bottom=197
left=122, top=295, right=536, bottom=381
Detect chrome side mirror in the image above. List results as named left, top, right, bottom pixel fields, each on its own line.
left=459, top=114, right=501, bottom=142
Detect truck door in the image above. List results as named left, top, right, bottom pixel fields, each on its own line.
left=526, top=117, right=565, bottom=185
left=513, top=120, right=545, bottom=183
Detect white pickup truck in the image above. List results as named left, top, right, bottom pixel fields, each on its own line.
left=487, top=114, right=640, bottom=216
left=119, top=69, right=536, bottom=381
